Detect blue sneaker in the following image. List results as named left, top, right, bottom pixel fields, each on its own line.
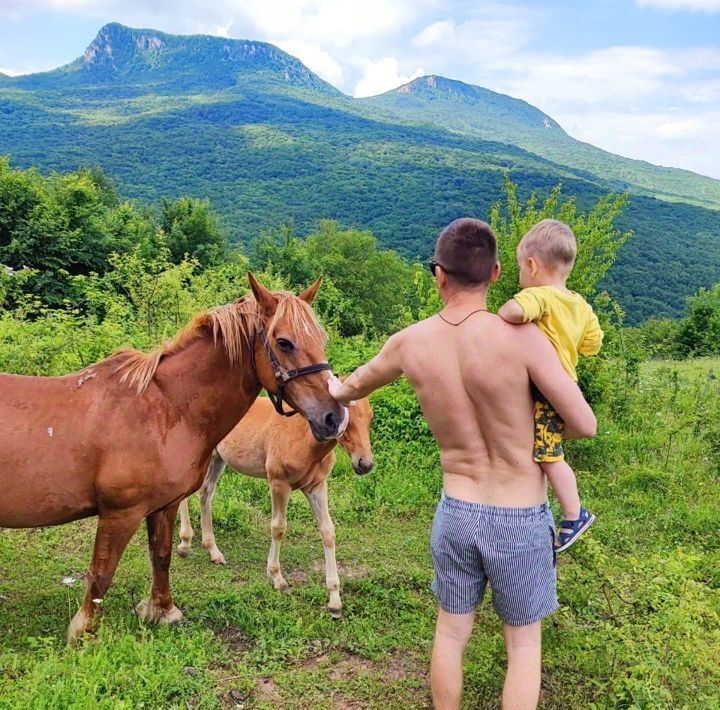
left=555, top=507, right=596, bottom=553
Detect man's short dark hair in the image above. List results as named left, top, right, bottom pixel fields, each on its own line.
left=434, top=218, right=497, bottom=286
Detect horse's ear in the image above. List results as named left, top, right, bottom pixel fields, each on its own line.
left=248, top=272, right=278, bottom=316
left=299, top=277, right=322, bottom=305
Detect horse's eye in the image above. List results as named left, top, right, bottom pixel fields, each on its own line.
left=276, top=338, right=295, bottom=353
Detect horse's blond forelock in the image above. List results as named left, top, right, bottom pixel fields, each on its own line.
left=267, top=292, right=327, bottom=346
left=114, top=292, right=325, bottom=395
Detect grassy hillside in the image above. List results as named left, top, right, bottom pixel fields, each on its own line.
left=1, top=23, right=719, bottom=322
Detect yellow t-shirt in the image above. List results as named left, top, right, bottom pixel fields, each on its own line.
left=513, top=286, right=603, bottom=381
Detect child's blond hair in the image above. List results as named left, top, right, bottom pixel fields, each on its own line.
left=518, top=219, right=576, bottom=272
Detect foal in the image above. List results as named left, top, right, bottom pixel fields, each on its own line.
left=0, top=274, right=344, bottom=642
left=177, top=396, right=374, bottom=617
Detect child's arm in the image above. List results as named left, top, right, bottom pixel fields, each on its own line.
left=498, top=299, right=526, bottom=323
left=578, top=310, right=604, bottom=356
left=499, top=289, right=545, bottom=324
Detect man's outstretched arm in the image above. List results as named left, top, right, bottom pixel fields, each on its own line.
left=329, top=332, right=405, bottom=405
left=520, top=326, right=597, bottom=439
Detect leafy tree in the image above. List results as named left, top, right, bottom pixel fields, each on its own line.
left=633, top=318, right=682, bottom=359
left=676, top=285, right=720, bottom=357
left=251, top=221, right=434, bottom=337
left=488, top=176, right=632, bottom=311
left=160, top=197, right=227, bottom=268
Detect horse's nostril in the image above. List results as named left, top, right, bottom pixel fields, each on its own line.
left=324, top=411, right=338, bottom=431
left=355, top=458, right=374, bottom=474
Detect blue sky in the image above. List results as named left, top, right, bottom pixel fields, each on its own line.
left=1, top=0, right=719, bottom=178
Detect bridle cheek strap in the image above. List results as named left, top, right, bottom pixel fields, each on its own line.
left=254, top=322, right=332, bottom=417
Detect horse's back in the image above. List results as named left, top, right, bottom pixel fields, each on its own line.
left=0, top=361, right=169, bottom=527
left=217, top=397, right=314, bottom=478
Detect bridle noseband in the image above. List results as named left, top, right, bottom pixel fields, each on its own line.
left=253, top=321, right=332, bottom=417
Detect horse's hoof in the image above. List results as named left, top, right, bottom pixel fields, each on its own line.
left=329, top=607, right=343, bottom=620
left=271, top=577, right=290, bottom=593
left=136, top=599, right=184, bottom=625
left=210, top=551, right=227, bottom=565
left=66, top=609, right=95, bottom=645
left=159, top=605, right=184, bottom=625
left=176, top=544, right=191, bottom=558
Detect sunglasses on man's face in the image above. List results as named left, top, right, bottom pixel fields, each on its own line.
left=428, top=260, right=444, bottom=276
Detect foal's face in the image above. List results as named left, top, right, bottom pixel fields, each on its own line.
left=249, top=274, right=345, bottom=442
left=339, top=398, right=374, bottom=475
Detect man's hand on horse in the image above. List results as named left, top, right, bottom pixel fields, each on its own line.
left=328, top=375, right=356, bottom=407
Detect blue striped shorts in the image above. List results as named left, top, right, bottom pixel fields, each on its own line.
left=430, top=494, right=558, bottom=625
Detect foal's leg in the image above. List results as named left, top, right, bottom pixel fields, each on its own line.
left=200, top=453, right=227, bottom=565
left=67, top=510, right=144, bottom=644
left=266, top=480, right=291, bottom=592
left=136, top=504, right=184, bottom=625
left=176, top=498, right=194, bottom=558
left=304, top=479, right=342, bottom=618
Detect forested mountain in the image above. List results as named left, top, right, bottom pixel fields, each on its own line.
left=1, top=22, right=719, bottom=322
left=363, top=75, right=720, bottom=211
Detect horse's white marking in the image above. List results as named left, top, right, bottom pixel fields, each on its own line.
left=47, top=427, right=54, bottom=437
left=336, top=406, right=350, bottom=438
left=92, top=598, right=103, bottom=604
left=77, top=371, right=97, bottom=388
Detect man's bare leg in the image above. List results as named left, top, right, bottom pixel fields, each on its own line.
left=542, top=460, right=580, bottom=520
left=430, top=608, right=475, bottom=709
left=502, top=622, right=542, bottom=710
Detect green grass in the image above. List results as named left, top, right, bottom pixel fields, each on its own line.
left=1, top=360, right=719, bottom=708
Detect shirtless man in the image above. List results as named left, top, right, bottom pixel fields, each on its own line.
left=328, top=218, right=596, bottom=709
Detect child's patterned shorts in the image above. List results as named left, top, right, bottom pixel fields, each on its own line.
left=533, top=396, right=565, bottom=463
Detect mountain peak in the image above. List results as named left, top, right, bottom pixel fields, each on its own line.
left=82, top=23, right=166, bottom=69
left=397, top=75, right=473, bottom=96
left=369, top=73, right=564, bottom=137
left=41, top=23, right=340, bottom=94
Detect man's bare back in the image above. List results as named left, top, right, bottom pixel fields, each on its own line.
left=399, top=312, right=544, bottom=506
left=331, top=310, right=595, bottom=508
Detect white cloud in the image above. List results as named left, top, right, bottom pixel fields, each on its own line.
left=499, top=46, right=688, bottom=107
left=353, top=56, right=424, bottom=98
left=235, top=0, right=419, bottom=48
left=410, top=9, right=536, bottom=70
left=274, top=40, right=344, bottom=85
left=412, top=20, right=454, bottom=48
left=0, top=61, right=58, bottom=76
left=557, top=108, right=720, bottom=177
left=637, top=0, right=720, bottom=11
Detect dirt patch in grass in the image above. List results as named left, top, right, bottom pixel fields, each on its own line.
left=213, top=625, right=253, bottom=653
left=255, top=676, right=283, bottom=706
left=220, top=688, right=251, bottom=708
left=286, top=568, right=310, bottom=585
left=312, top=561, right=369, bottom=580
left=301, top=650, right=428, bottom=683
left=298, top=651, right=430, bottom=708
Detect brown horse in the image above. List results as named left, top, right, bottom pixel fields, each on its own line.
left=0, top=274, right=345, bottom=643
left=176, top=395, right=374, bottom=617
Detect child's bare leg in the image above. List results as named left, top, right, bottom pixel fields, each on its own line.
left=542, top=460, right=581, bottom=520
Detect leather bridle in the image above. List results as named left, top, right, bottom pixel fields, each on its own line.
left=253, top=321, right=332, bottom=417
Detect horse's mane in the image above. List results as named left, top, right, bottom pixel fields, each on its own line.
left=114, top=293, right=326, bottom=395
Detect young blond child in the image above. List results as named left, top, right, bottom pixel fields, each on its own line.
left=498, top=219, right=603, bottom=552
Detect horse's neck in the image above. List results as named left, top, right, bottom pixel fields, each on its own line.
left=154, top=335, right=261, bottom=447
left=306, top=433, right=337, bottom=463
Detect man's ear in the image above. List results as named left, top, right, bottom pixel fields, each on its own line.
left=490, top=261, right=502, bottom=284
left=248, top=272, right=279, bottom=317
left=437, top=267, right=448, bottom=290
left=299, top=277, right=322, bottom=305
